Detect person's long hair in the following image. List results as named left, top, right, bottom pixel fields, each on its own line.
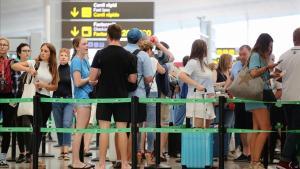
left=36, top=43, right=59, bottom=85
left=217, top=54, right=232, bottom=73
left=252, top=33, right=273, bottom=60
left=71, top=36, right=83, bottom=60
left=189, top=39, right=208, bottom=71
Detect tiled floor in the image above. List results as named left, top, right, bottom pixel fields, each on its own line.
left=4, top=138, right=278, bottom=169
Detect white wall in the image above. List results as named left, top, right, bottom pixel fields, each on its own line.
left=214, top=14, right=300, bottom=60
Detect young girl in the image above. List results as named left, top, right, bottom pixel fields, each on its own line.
left=179, top=39, right=215, bottom=128
left=70, top=37, right=94, bottom=169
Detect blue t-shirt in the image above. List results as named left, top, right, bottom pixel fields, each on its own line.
left=70, top=56, right=93, bottom=99
left=248, top=52, right=270, bottom=89
left=124, top=43, right=153, bottom=97
left=231, top=61, right=243, bottom=80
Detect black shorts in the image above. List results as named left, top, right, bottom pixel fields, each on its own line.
left=234, top=103, right=253, bottom=129
left=96, top=103, right=131, bottom=122
left=129, top=103, right=146, bottom=123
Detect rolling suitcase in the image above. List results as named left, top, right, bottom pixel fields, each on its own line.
left=181, top=89, right=213, bottom=169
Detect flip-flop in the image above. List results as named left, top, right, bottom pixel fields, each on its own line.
left=68, top=164, right=93, bottom=169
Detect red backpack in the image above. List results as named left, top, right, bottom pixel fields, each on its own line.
left=0, top=58, right=13, bottom=93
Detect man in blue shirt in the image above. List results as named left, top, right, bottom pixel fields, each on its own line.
left=124, top=28, right=153, bottom=162
left=228, top=45, right=253, bottom=162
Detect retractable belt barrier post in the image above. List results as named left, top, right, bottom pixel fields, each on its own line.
left=131, top=96, right=139, bottom=169
left=218, top=96, right=226, bottom=169
left=33, top=95, right=41, bottom=169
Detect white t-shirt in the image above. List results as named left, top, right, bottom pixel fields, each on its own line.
left=277, top=46, right=300, bottom=101
left=183, top=58, right=215, bottom=94
left=183, top=58, right=215, bottom=120
left=27, top=60, right=53, bottom=97
left=150, top=57, right=158, bottom=92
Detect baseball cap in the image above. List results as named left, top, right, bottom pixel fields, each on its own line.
left=127, top=28, right=142, bottom=44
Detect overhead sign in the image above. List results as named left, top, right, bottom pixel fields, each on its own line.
left=62, top=40, right=128, bottom=49
left=62, top=2, right=154, bottom=19
left=216, top=48, right=237, bottom=56
left=62, top=21, right=154, bottom=39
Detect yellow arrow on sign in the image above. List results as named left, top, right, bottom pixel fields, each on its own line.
left=70, top=7, right=79, bottom=18
left=70, top=26, right=79, bottom=37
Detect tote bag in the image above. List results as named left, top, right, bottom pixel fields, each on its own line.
left=17, top=74, right=36, bottom=116
left=228, top=62, right=264, bottom=101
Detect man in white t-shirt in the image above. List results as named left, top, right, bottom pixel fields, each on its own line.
left=275, top=27, right=300, bottom=169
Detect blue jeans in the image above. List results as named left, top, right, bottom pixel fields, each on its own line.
left=213, top=106, right=235, bottom=157
left=146, top=92, right=157, bottom=152
left=52, top=102, right=74, bottom=147
left=281, top=105, right=300, bottom=163
left=171, top=94, right=186, bottom=125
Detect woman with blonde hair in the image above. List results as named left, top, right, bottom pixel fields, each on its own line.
left=52, top=48, right=73, bottom=160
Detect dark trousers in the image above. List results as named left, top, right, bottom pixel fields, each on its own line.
left=281, top=104, right=300, bottom=163
left=16, top=115, right=33, bottom=154
left=0, top=93, right=16, bottom=154
left=35, top=93, right=52, bottom=152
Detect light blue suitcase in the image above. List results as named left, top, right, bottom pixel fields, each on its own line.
left=181, top=90, right=214, bottom=169
left=181, top=132, right=213, bottom=168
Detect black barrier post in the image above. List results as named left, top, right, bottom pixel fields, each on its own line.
left=131, top=96, right=139, bottom=169
left=33, top=95, right=41, bottom=169
left=263, top=140, right=269, bottom=167
left=219, top=96, right=226, bottom=169
left=80, top=137, right=84, bottom=162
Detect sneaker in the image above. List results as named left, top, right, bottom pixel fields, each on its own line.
left=235, top=154, right=250, bottom=162
left=276, top=160, right=299, bottom=169
left=0, top=160, right=9, bottom=168
left=25, top=153, right=31, bottom=163
left=16, top=154, right=26, bottom=163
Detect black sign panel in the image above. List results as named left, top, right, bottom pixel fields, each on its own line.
left=62, top=2, right=154, bottom=19
left=62, top=21, right=154, bottom=39
left=62, top=40, right=128, bottom=49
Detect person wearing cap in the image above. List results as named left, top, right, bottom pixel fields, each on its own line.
left=124, top=28, right=154, bottom=161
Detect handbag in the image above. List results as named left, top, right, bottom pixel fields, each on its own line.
left=17, top=62, right=40, bottom=116
left=228, top=58, right=265, bottom=100
left=17, top=74, right=36, bottom=116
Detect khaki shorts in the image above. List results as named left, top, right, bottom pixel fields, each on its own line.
left=160, top=93, right=170, bottom=124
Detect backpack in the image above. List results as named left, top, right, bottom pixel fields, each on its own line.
left=127, top=49, right=143, bottom=92
left=0, top=58, right=14, bottom=93
left=156, top=64, right=172, bottom=97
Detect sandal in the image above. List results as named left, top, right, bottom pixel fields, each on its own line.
left=68, top=163, right=93, bottom=169
left=63, top=153, right=70, bottom=161
left=58, top=153, right=65, bottom=160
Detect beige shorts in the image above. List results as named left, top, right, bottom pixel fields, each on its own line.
left=160, top=93, right=170, bottom=124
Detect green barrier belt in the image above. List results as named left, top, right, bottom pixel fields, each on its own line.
left=139, top=98, right=217, bottom=104
left=40, top=127, right=131, bottom=133
left=227, top=128, right=274, bottom=133
left=40, top=98, right=131, bottom=103
left=0, top=127, right=32, bottom=132
left=1, top=127, right=300, bottom=134
left=139, top=127, right=218, bottom=133
left=0, top=98, right=33, bottom=103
